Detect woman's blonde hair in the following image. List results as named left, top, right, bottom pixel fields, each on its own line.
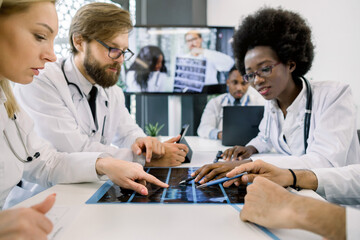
left=0, top=0, right=56, bottom=117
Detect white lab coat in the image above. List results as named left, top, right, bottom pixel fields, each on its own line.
left=312, top=164, right=360, bottom=206
left=248, top=80, right=360, bottom=169
left=197, top=88, right=264, bottom=139
left=0, top=86, right=101, bottom=209
left=184, top=49, right=234, bottom=85
left=126, top=71, right=171, bottom=92
left=14, top=57, right=146, bottom=165
left=312, top=164, right=360, bottom=240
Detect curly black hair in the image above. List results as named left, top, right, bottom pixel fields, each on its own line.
left=233, top=8, right=314, bottom=78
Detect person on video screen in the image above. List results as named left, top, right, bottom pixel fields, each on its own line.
left=197, top=66, right=264, bottom=140
left=184, top=30, right=234, bottom=85
left=126, top=45, right=170, bottom=92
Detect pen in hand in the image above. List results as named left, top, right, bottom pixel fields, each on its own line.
left=196, top=172, right=248, bottom=189
left=213, top=150, right=223, bottom=163
left=179, top=176, right=196, bottom=185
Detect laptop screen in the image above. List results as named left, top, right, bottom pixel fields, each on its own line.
left=222, top=106, right=264, bottom=146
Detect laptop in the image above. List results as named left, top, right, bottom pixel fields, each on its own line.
left=222, top=106, right=264, bottom=146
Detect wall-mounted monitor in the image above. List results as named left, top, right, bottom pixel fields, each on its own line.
left=123, top=25, right=235, bottom=94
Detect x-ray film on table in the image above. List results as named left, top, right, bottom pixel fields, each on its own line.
left=86, top=168, right=246, bottom=204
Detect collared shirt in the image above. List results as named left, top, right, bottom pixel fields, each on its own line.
left=226, top=93, right=250, bottom=106
left=270, top=80, right=307, bottom=156
left=70, top=56, right=94, bottom=98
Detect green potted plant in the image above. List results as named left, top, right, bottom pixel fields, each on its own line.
left=145, top=122, right=164, bottom=137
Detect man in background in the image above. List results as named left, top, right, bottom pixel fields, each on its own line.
left=197, top=66, right=264, bottom=139
left=184, top=30, right=234, bottom=85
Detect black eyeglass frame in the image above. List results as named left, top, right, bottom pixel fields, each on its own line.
left=243, top=62, right=281, bottom=83
left=96, top=39, right=134, bottom=61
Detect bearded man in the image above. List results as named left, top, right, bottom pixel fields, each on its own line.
left=14, top=2, right=188, bottom=169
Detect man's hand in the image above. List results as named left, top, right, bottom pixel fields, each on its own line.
left=241, top=177, right=346, bottom=239
left=222, top=145, right=257, bottom=161
left=146, top=135, right=189, bottom=167
left=224, top=160, right=292, bottom=187
left=191, top=160, right=251, bottom=184
left=0, top=194, right=56, bottom=240
left=240, top=177, right=298, bottom=229
left=96, top=157, right=168, bottom=195
left=132, top=136, right=165, bottom=162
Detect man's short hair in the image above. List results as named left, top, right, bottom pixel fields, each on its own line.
left=228, top=65, right=238, bottom=75
left=185, top=30, right=202, bottom=39
left=69, top=2, right=133, bottom=54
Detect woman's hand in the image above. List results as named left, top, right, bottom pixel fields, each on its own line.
left=96, top=157, right=168, bottom=195
left=191, top=160, right=251, bottom=184
left=0, top=194, right=56, bottom=240
left=222, top=145, right=258, bottom=161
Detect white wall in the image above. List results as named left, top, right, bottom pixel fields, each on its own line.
left=208, top=0, right=360, bottom=128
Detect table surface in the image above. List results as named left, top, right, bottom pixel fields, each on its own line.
left=17, top=137, right=322, bottom=240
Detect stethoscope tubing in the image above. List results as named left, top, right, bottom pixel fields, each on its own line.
left=3, top=114, right=40, bottom=163
left=61, top=59, right=108, bottom=141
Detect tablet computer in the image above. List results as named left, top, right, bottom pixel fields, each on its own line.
left=177, top=124, right=192, bottom=163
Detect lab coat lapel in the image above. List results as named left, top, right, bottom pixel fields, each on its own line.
left=269, top=104, right=292, bottom=155
left=63, top=58, right=97, bottom=133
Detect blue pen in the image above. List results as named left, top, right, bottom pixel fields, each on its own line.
left=196, top=172, right=248, bottom=189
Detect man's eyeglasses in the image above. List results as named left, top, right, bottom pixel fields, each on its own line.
left=185, top=37, right=200, bottom=43
left=243, top=62, right=281, bottom=83
left=96, top=39, right=134, bottom=61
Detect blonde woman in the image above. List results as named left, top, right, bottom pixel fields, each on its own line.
left=0, top=1, right=167, bottom=238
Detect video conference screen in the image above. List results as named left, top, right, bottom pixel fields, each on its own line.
left=123, top=26, right=235, bottom=94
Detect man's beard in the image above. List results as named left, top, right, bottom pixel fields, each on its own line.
left=83, top=47, right=121, bottom=88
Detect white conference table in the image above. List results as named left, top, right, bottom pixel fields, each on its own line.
left=17, top=137, right=322, bottom=240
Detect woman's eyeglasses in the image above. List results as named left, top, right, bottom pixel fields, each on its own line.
left=243, top=62, right=280, bottom=83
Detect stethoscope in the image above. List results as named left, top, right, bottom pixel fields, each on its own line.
left=3, top=114, right=40, bottom=163
left=61, top=59, right=108, bottom=143
left=262, top=76, right=312, bottom=152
